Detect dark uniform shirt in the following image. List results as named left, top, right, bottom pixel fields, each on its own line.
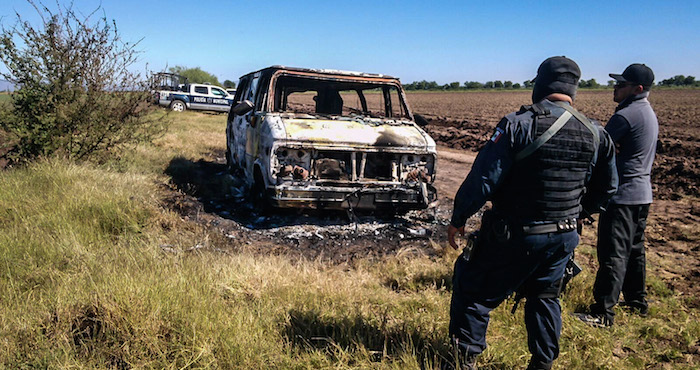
left=451, top=99, right=618, bottom=228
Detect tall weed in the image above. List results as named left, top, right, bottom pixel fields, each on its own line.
left=0, top=112, right=697, bottom=368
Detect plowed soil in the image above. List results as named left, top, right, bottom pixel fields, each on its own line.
left=162, top=89, right=699, bottom=299
left=413, top=89, right=700, bottom=299
left=415, top=89, right=700, bottom=199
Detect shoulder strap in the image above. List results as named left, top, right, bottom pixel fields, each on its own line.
left=553, top=101, right=600, bottom=157
left=515, top=102, right=601, bottom=163
left=514, top=110, right=572, bottom=162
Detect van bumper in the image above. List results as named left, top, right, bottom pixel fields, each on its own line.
left=267, top=183, right=436, bottom=211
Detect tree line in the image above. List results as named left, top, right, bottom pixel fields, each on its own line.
left=162, top=70, right=699, bottom=92
left=404, top=76, right=699, bottom=91
left=167, top=66, right=237, bottom=89
left=658, top=75, right=697, bottom=87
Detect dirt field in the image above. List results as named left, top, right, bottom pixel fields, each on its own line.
left=420, top=89, right=700, bottom=301
left=163, top=89, right=699, bottom=301
left=415, top=89, right=700, bottom=200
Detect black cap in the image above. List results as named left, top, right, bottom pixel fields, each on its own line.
left=609, top=63, right=654, bottom=87
left=532, top=56, right=581, bottom=103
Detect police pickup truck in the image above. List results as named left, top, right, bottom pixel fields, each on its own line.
left=152, top=73, right=234, bottom=113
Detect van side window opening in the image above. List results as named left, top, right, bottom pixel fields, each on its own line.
left=388, top=86, right=406, bottom=118
left=246, top=76, right=259, bottom=103
left=254, top=75, right=271, bottom=111
left=233, top=78, right=249, bottom=103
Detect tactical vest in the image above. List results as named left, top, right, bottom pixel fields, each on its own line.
left=493, top=103, right=597, bottom=223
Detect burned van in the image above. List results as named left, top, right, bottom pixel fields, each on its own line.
left=226, top=66, right=437, bottom=211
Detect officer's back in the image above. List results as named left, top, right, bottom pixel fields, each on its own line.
left=447, top=56, right=618, bottom=370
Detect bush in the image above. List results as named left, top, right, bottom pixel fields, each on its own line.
left=0, top=0, right=166, bottom=164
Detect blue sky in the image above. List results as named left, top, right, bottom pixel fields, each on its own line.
left=1, top=0, right=698, bottom=86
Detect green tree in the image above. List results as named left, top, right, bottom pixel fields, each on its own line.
left=523, top=80, right=534, bottom=88
left=0, top=0, right=165, bottom=163
left=659, top=76, right=680, bottom=86
left=169, top=66, right=221, bottom=86
left=223, top=79, right=236, bottom=88
left=607, top=80, right=616, bottom=87
left=484, top=81, right=494, bottom=89
left=673, top=75, right=686, bottom=86
left=578, top=79, right=600, bottom=89
left=512, top=83, right=521, bottom=89
left=447, top=81, right=461, bottom=90
left=464, top=81, right=482, bottom=89
left=404, top=80, right=440, bottom=90
left=504, top=81, right=513, bottom=88
left=494, top=80, right=504, bottom=88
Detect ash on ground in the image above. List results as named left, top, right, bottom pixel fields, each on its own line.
left=160, top=154, right=480, bottom=263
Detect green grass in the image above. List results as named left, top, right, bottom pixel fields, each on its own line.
left=0, top=110, right=698, bottom=368
left=0, top=93, right=10, bottom=106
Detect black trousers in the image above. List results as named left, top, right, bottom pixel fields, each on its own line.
left=450, top=230, right=578, bottom=364
left=591, top=203, right=650, bottom=323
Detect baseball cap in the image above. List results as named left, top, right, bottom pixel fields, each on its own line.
left=532, top=56, right=581, bottom=103
left=609, top=64, right=654, bottom=87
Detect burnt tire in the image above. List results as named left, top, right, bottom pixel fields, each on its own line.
left=250, top=170, right=271, bottom=214
left=225, top=143, right=235, bottom=173
left=170, top=100, right=186, bottom=112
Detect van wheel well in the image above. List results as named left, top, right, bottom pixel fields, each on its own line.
left=250, top=165, right=270, bottom=212
left=225, top=142, right=237, bottom=173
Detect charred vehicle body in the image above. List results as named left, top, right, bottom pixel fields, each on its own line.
left=226, top=66, right=437, bottom=211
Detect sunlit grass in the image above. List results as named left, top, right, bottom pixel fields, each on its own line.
left=0, top=109, right=697, bottom=368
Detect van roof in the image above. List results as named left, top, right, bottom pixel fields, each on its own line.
left=238, top=65, right=398, bottom=80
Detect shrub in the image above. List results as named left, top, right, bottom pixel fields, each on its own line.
left=0, top=0, right=166, bottom=164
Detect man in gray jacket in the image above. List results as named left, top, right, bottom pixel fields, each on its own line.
left=579, top=63, right=659, bottom=327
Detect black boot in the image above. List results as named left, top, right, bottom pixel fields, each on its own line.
left=447, top=337, right=478, bottom=370
left=441, top=354, right=477, bottom=370
left=526, top=358, right=552, bottom=370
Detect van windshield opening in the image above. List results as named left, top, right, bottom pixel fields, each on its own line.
left=273, top=75, right=408, bottom=119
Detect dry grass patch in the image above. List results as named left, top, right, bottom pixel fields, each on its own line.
left=1, top=106, right=698, bottom=368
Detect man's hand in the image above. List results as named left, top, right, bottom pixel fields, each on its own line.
left=448, top=224, right=465, bottom=250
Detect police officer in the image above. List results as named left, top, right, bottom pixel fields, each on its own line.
left=447, top=56, right=618, bottom=369
left=578, top=64, right=659, bottom=327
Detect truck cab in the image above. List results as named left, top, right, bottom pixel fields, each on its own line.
left=183, top=84, right=233, bottom=112
left=152, top=73, right=234, bottom=113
